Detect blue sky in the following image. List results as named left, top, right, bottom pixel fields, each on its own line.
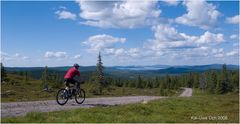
left=1, top=0, right=239, bottom=67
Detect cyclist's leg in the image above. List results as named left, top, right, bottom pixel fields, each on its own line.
left=65, top=78, right=75, bottom=90
left=65, top=78, right=75, bottom=97
left=64, top=79, right=70, bottom=90
left=71, top=79, right=79, bottom=94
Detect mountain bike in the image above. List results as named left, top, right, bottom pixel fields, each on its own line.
left=56, top=81, right=85, bottom=105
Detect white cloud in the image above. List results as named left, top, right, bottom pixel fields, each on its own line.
left=175, top=0, right=221, bottom=29
left=0, top=51, right=9, bottom=61
left=144, top=24, right=225, bottom=59
left=76, top=0, right=161, bottom=28
left=226, top=49, right=238, bottom=57
left=162, top=0, right=179, bottom=6
left=114, top=48, right=126, bottom=56
left=22, top=56, right=30, bottom=60
left=1, top=52, right=30, bottom=62
left=59, top=6, right=67, bottom=10
left=226, top=15, right=240, bottom=24
left=230, top=34, right=238, bottom=40
left=214, top=53, right=225, bottom=58
left=103, top=47, right=142, bottom=60
left=83, top=34, right=126, bottom=52
left=74, top=54, right=81, bottom=59
left=144, top=24, right=224, bottom=52
left=83, top=34, right=142, bottom=60
left=128, top=48, right=141, bottom=57
left=55, top=10, right=77, bottom=20
left=15, top=53, right=20, bottom=57
left=213, top=48, right=238, bottom=58
left=197, top=31, right=224, bottom=44
left=44, top=51, right=67, bottom=58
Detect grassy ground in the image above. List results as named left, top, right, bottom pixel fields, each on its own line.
left=1, top=74, right=181, bottom=102
left=1, top=74, right=56, bottom=102
left=2, top=89, right=239, bottom=123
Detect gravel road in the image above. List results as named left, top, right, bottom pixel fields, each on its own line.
left=1, top=96, right=166, bottom=118
left=179, top=88, right=192, bottom=97
left=1, top=88, right=192, bottom=118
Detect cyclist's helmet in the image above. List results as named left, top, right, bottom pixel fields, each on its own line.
left=73, top=63, right=80, bottom=69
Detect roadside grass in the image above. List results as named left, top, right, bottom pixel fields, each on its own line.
left=1, top=82, right=165, bottom=102
left=1, top=74, right=181, bottom=102
left=1, top=74, right=56, bottom=102
left=2, top=89, right=239, bottom=123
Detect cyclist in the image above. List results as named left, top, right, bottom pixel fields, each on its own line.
left=64, top=64, right=81, bottom=95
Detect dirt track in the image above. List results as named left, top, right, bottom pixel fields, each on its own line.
left=179, top=88, right=192, bottom=97
left=1, top=88, right=192, bottom=118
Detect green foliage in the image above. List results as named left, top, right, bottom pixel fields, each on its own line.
left=39, top=66, right=62, bottom=89
left=146, top=80, right=153, bottom=89
left=216, top=64, right=233, bottom=94
left=96, top=52, right=107, bottom=94
left=41, top=66, right=48, bottom=89
left=186, top=73, right=194, bottom=88
left=23, top=71, right=30, bottom=83
left=193, top=73, right=199, bottom=88
left=136, top=75, right=144, bottom=88
left=1, top=63, right=8, bottom=82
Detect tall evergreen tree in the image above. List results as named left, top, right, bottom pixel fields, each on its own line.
left=217, top=64, right=233, bottom=94
left=199, top=73, right=207, bottom=91
left=193, top=73, right=199, bottom=88
left=187, top=73, right=194, bottom=88
left=165, top=74, right=171, bottom=89
left=24, top=71, right=29, bottom=83
left=154, top=76, right=160, bottom=88
left=1, top=63, right=7, bottom=82
left=159, top=78, right=166, bottom=95
left=96, top=52, right=106, bottom=94
left=146, top=80, right=153, bottom=89
left=41, top=66, right=48, bottom=89
left=137, top=75, right=143, bottom=88
left=208, top=71, right=217, bottom=93
left=231, top=71, right=239, bottom=91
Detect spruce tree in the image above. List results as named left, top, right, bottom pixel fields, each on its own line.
left=137, top=75, right=143, bottom=88
left=165, top=74, right=171, bottom=89
left=199, top=73, right=207, bottom=91
left=24, top=71, right=29, bottom=83
left=215, top=64, right=231, bottom=94
left=1, top=63, right=7, bottom=82
left=208, top=71, right=217, bottom=93
left=154, top=76, right=160, bottom=88
left=41, top=66, right=48, bottom=89
left=96, top=52, right=105, bottom=94
left=159, top=79, right=166, bottom=96
left=193, top=73, right=199, bottom=88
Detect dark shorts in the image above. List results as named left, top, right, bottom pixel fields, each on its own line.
left=64, top=78, right=77, bottom=87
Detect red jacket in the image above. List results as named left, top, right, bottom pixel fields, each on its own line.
left=64, top=67, right=80, bottom=79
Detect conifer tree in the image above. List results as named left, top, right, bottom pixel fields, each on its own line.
left=96, top=52, right=105, bottom=94
left=216, top=64, right=233, bottom=94
left=1, top=63, right=7, bottom=82
left=24, top=71, right=29, bottom=83
left=137, top=75, right=143, bottom=88
left=208, top=71, right=217, bottom=93
left=41, top=66, right=48, bottom=89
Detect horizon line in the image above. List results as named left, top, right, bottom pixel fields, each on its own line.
left=3, top=63, right=239, bottom=68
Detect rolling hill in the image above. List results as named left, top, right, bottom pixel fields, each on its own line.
left=5, top=64, right=239, bottom=79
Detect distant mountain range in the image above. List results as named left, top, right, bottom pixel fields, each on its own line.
left=5, top=64, right=239, bottom=79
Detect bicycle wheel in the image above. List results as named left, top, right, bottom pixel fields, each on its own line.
left=75, top=89, right=85, bottom=104
left=56, top=89, right=69, bottom=105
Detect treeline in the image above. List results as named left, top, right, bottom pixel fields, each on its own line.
left=40, top=66, right=62, bottom=89
left=98, top=64, right=239, bottom=95
left=1, top=63, right=31, bottom=84
left=1, top=62, right=239, bottom=95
